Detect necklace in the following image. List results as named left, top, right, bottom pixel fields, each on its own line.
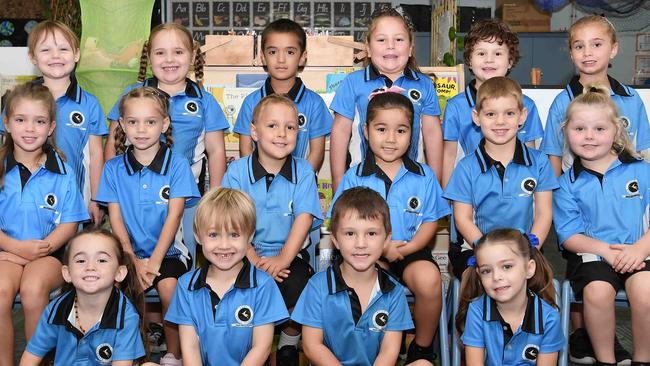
left=73, top=296, right=86, bottom=334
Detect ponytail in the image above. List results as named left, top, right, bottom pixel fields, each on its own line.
left=193, top=42, right=205, bottom=89
left=456, top=266, right=483, bottom=333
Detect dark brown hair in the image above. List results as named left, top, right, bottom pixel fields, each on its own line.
left=330, top=187, right=391, bottom=238
left=463, top=19, right=520, bottom=73
left=261, top=18, right=307, bottom=53
left=456, top=228, right=556, bottom=334
left=365, top=7, right=419, bottom=71
left=367, top=91, right=414, bottom=127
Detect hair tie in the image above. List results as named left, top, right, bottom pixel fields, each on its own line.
left=589, top=86, right=599, bottom=93
left=367, top=85, right=406, bottom=101
left=466, top=255, right=477, bottom=267
left=526, top=233, right=539, bottom=248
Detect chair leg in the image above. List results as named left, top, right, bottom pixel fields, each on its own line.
left=451, top=278, right=461, bottom=366
left=558, top=280, right=572, bottom=366
left=438, top=281, right=450, bottom=366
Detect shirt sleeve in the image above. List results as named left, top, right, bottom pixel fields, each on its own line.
left=326, top=167, right=358, bottom=219
left=540, top=96, right=567, bottom=157
left=96, top=161, right=118, bottom=204
left=60, top=170, right=91, bottom=223
left=112, top=308, right=146, bottom=360
left=164, top=277, right=194, bottom=326
left=520, top=97, right=544, bottom=142
left=420, top=76, right=442, bottom=117
left=329, top=74, right=356, bottom=121
left=202, top=91, right=230, bottom=132
left=552, top=176, right=584, bottom=246
left=539, top=307, right=565, bottom=353
left=87, top=94, right=109, bottom=136
left=442, top=160, right=473, bottom=204
left=460, top=300, right=486, bottom=348
left=385, top=284, right=415, bottom=331
left=233, top=94, right=255, bottom=136
left=308, top=94, right=334, bottom=138
left=25, top=304, right=58, bottom=357
left=633, top=93, right=650, bottom=151
left=254, top=273, right=290, bottom=326
left=221, top=160, right=242, bottom=189
left=290, top=277, right=323, bottom=328
left=170, top=156, right=201, bottom=204
left=421, top=169, right=452, bottom=222
left=294, top=161, right=324, bottom=229
left=442, top=98, right=461, bottom=141
left=534, top=152, right=560, bottom=192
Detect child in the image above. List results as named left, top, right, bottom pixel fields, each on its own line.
left=541, top=15, right=650, bottom=176
left=164, top=187, right=289, bottom=365
left=330, top=92, right=450, bottom=364
left=292, top=187, right=414, bottom=365
left=456, top=228, right=564, bottom=366
left=443, top=77, right=557, bottom=279
left=97, top=86, right=200, bottom=365
left=0, top=20, right=108, bottom=226
left=0, top=82, right=89, bottom=364
left=441, top=19, right=543, bottom=187
left=329, top=7, right=443, bottom=192
left=234, top=18, right=332, bottom=173
left=20, top=229, right=146, bottom=365
left=553, top=86, right=650, bottom=366
left=222, top=94, right=322, bottom=365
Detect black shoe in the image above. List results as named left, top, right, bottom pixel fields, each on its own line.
left=614, top=335, right=632, bottom=366
left=399, top=333, right=407, bottom=360
left=276, top=345, right=299, bottom=366
left=405, top=341, right=436, bottom=365
left=147, top=322, right=167, bottom=354
left=570, top=328, right=596, bottom=365
left=631, top=362, right=650, bottom=366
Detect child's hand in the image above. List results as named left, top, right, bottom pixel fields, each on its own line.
left=383, top=240, right=406, bottom=262
left=600, top=245, right=622, bottom=267
left=611, top=244, right=648, bottom=273
left=19, top=240, right=51, bottom=260
left=87, top=202, right=104, bottom=228
left=257, top=255, right=291, bottom=280
left=134, top=258, right=152, bottom=290
left=0, top=251, right=29, bottom=266
left=145, top=259, right=162, bottom=285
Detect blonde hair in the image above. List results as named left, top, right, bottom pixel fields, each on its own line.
left=138, top=23, right=205, bottom=88
left=252, top=94, right=298, bottom=125
left=475, top=76, right=524, bottom=112
left=365, top=7, right=418, bottom=71
left=562, top=84, right=638, bottom=158
left=193, top=187, right=256, bottom=238
left=569, top=15, right=617, bottom=47
left=27, top=20, right=79, bottom=57
left=114, top=86, right=173, bottom=155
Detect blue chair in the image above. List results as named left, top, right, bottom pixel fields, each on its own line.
left=559, top=280, right=629, bottom=366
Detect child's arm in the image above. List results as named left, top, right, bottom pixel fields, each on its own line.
left=0, top=231, right=50, bottom=261
left=301, top=325, right=343, bottom=366
left=88, top=134, right=105, bottom=226
left=257, top=213, right=312, bottom=280
left=205, top=130, right=227, bottom=188
left=239, top=135, right=254, bottom=157
left=612, top=230, right=650, bottom=273
left=563, top=234, right=622, bottom=266
left=454, top=202, right=482, bottom=245
left=548, top=156, right=563, bottom=177
left=421, top=115, right=443, bottom=181
left=536, top=353, right=559, bottom=366
left=241, top=324, right=275, bottom=366
left=530, top=191, right=553, bottom=247
left=306, top=136, right=326, bottom=173
left=330, top=114, right=353, bottom=192
left=107, top=203, right=149, bottom=289
left=145, top=197, right=185, bottom=286
left=373, top=330, right=402, bottom=366
left=397, top=221, right=436, bottom=257
left=18, top=352, right=42, bottom=366
left=464, top=346, right=486, bottom=366
left=104, top=121, right=119, bottom=161
left=111, top=361, right=134, bottom=366
left=442, top=140, right=458, bottom=189
left=178, top=324, right=203, bottom=366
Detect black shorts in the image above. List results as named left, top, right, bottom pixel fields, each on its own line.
left=381, top=249, right=439, bottom=280
left=145, top=257, right=190, bottom=292
left=568, top=258, right=650, bottom=301
left=448, top=245, right=474, bottom=279
left=276, top=254, right=313, bottom=309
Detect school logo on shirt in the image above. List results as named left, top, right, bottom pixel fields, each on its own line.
left=625, top=179, right=640, bottom=198
left=157, top=185, right=171, bottom=204
left=407, top=196, right=421, bottom=212
left=234, top=305, right=254, bottom=326
left=297, top=113, right=307, bottom=129
left=407, top=89, right=421, bottom=103
left=185, top=101, right=199, bottom=114
left=522, top=344, right=539, bottom=361
left=67, top=110, right=85, bottom=127
left=371, top=310, right=389, bottom=331
left=44, top=193, right=58, bottom=208
left=520, top=177, right=537, bottom=196
left=95, top=343, right=113, bottom=364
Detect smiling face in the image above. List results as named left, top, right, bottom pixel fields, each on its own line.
left=119, top=97, right=170, bottom=155
left=570, top=22, right=618, bottom=79
left=366, top=16, right=413, bottom=80
left=261, top=32, right=306, bottom=82
left=364, top=107, right=411, bottom=169
left=332, top=209, right=390, bottom=274
left=476, top=242, right=535, bottom=306
left=565, top=103, right=617, bottom=164
left=473, top=95, right=526, bottom=147
left=199, top=225, right=250, bottom=273
left=149, top=29, right=193, bottom=89
left=4, top=98, right=56, bottom=155
left=251, top=102, right=298, bottom=162
left=30, top=28, right=80, bottom=81
left=469, top=39, right=512, bottom=87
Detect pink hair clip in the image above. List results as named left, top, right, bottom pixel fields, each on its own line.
left=368, top=85, right=406, bottom=101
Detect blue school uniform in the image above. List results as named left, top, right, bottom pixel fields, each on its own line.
left=165, top=258, right=288, bottom=365
left=330, top=152, right=450, bottom=241
left=26, top=288, right=145, bottom=365
left=233, top=77, right=332, bottom=159
left=222, top=151, right=323, bottom=258
left=443, top=139, right=558, bottom=244
left=0, top=146, right=88, bottom=242
left=108, top=77, right=229, bottom=186
left=553, top=152, right=650, bottom=252
left=1, top=76, right=108, bottom=202
left=442, top=80, right=544, bottom=157
left=461, top=292, right=564, bottom=366
left=96, top=143, right=200, bottom=264
left=540, top=75, right=650, bottom=171
left=330, top=65, right=441, bottom=165
left=291, top=264, right=413, bottom=366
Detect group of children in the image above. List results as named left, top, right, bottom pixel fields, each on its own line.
left=1, top=5, right=650, bottom=366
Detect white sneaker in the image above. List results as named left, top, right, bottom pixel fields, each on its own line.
left=159, top=353, right=182, bottom=366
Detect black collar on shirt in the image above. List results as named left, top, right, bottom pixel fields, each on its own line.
left=567, top=75, right=631, bottom=99
left=123, top=142, right=171, bottom=175
left=475, top=138, right=531, bottom=174
left=250, top=149, right=295, bottom=185
left=190, top=257, right=257, bottom=291
left=144, top=77, right=202, bottom=98
left=569, top=151, right=639, bottom=183
left=32, top=74, right=81, bottom=103
left=483, top=291, right=545, bottom=343
left=465, top=79, right=478, bottom=107
left=262, top=77, right=305, bottom=103
left=357, top=149, right=423, bottom=192
left=49, top=288, right=127, bottom=339
left=6, top=143, right=66, bottom=175
left=365, top=64, right=419, bottom=83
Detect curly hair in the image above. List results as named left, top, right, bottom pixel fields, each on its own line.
left=463, top=19, right=521, bottom=72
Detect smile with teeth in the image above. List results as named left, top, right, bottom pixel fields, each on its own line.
left=215, top=252, right=235, bottom=260
left=22, top=137, right=38, bottom=143
left=494, top=285, right=510, bottom=292
left=82, top=275, right=100, bottom=281
left=492, top=129, right=509, bottom=135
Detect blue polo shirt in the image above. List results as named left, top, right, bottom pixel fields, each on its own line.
left=233, top=77, right=332, bottom=159
left=442, top=79, right=544, bottom=156
left=330, top=65, right=442, bottom=165
left=553, top=152, right=650, bottom=252
left=540, top=75, right=650, bottom=171
left=96, top=143, right=200, bottom=262
left=461, top=292, right=564, bottom=366
left=26, top=288, right=145, bottom=365
left=292, top=264, right=414, bottom=366
left=330, top=152, right=450, bottom=241
left=222, top=151, right=323, bottom=257
left=1, top=76, right=108, bottom=202
left=0, top=146, right=89, bottom=241
left=443, top=139, right=558, bottom=245
left=165, top=258, right=288, bottom=365
left=108, top=77, right=229, bottom=183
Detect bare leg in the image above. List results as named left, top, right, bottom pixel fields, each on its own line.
left=402, top=261, right=442, bottom=349
left=19, top=257, right=63, bottom=341
left=157, top=278, right=181, bottom=359
left=0, top=261, right=24, bottom=366
left=582, top=281, right=616, bottom=363
left=625, top=271, right=650, bottom=362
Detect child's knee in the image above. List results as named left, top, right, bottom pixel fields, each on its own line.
left=582, top=281, right=616, bottom=305
left=19, top=284, right=50, bottom=309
